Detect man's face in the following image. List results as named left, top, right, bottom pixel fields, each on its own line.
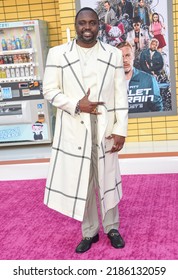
left=75, top=10, right=99, bottom=47
left=133, top=22, right=141, bottom=31
left=150, top=41, right=158, bottom=51
left=120, top=46, right=134, bottom=74
left=139, top=0, right=144, bottom=7
left=104, top=3, right=110, bottom=11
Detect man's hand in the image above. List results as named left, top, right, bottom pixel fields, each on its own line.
left=79, top=89, right=105, bottom=115
left=110, top=134, right=125, bottom=153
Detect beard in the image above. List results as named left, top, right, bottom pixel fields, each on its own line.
left=77, top=32, right=97, bottom=45
left=124, top=68, right=132, bottom=74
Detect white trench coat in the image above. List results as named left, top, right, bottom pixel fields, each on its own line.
left=43, top=39, right=128, bottom=221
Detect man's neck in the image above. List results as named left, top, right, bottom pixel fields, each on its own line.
left=76, top=39, right=97, bottom=48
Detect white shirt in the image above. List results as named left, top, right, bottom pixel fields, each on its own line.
left=76, top=42, right=99, bottom=101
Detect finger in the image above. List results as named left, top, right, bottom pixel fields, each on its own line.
left=118, top=144, right=124, bottom=151
left=109, top=144, right=117, bottom=153
left=91, top=111, right=102, bottom=115
left=91, top=108, right=98, bottom=114
left=86, top=88, right=90, bottom=96
left=90, top=106, right=103, bottom=115
left=91, top=101, right=105, bottom=106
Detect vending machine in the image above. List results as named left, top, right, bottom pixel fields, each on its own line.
left=0, top=20, right=55, bottom=146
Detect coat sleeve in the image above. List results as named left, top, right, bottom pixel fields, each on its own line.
left=43, top=46, right=78, bottom=117
left=112, top=48, right=128, bottom=137
left=150, top=76, right=163, bottom=111
left=140, top=51, right=151, bottom=74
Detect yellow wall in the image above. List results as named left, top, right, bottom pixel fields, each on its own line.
left=0, top=0, right=178, bottom=143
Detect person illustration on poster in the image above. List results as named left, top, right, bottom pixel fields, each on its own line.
left=117, top=41, right=163, bottom=113
left=104, top=1, right=117, bottom=25
left=99, top=1, right=126, bottom=46
left=139, top=38, right=164, bottom=77
left=126, top=16, right=150, bottom=68
left=93, top=0, right=173, bottom=113
left=133, top=0, right=150, bottom=27
left=127, top=16, right=150, bottom=52
left=149, top=12, right=166, bottom=53
left=116, top=0, right=133, bottom=20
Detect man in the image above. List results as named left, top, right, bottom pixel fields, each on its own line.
left=43, top=7, right=128, bottom=253
left=140, top=38, right=164, bottom=77
left=104, top=1, right=117, bottom=26
left=126, top=16, right=150, bottom=69
left=126, top=16, right=149, bottom=53
left=117, top=41, right=163, bottom=112
left=117, top=0, right=133, bottom=20
left=133, top=0, right=150, bottom=27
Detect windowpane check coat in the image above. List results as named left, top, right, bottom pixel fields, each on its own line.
left=43, top=39, right=128, bottom=221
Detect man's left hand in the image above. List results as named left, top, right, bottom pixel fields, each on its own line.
left=110, top=134, right=125, bottom=153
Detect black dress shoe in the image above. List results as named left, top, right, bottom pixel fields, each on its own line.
left=107, top=229, right=125, bottom=248
left=75, top=234, right=99, bottom=253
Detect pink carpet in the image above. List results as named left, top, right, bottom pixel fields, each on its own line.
left=0, top=174, right=177, bottom=260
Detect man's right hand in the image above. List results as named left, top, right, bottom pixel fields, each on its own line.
left=79, top=89, right=105, bottom=115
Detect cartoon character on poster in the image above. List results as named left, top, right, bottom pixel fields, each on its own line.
left=32, top=121, right=43, bottom=140
left=80, top=0, right=175, bottom=117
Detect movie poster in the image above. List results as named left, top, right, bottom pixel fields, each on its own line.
left=78, top=0, right=176, bottom=118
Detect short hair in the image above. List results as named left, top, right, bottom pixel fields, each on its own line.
left=75, top=7, right=99, bottom=23
left=116, top=41, right=133, bottom=50
left=132, top=16, right=141, bottom=24
left=150, top=38, right=159, bottom=46
left=104, top=1, right=110, bottom=5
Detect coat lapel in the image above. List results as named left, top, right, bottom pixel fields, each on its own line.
left=96, top=41, right=113, bottom=101
left=63, top=40, right=86, bottom=97
left=96, top=41, right=113, bottom=144
left=63, top=40, right=113, bottom=142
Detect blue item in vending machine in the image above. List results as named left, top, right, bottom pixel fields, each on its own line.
left=11, top=37, right=17, bottom=50
left=1, top=38, right=7, bottom=51
left=15, top=38, right=22, bottom=49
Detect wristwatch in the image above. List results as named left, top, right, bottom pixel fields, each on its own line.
left=75, top=100, right=80, bottom=114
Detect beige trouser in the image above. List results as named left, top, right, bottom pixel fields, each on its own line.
left=82, top=115, right=119, bottom=238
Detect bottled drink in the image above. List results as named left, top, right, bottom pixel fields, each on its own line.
left=25, top=66, right=30, bottom=76
left=20, top=67, right=25, bottom=77
left=21, top=54, right=27, bottom=62
left=25, top=33, right=32, bottom=48
left=21, top=35, right=26, bottom=49
left=7, top=39, right=12, bottom=50
left=10, top=68, right=15, bottom=78
left=1, top=38, right=7, bottom=51
left=6, top=68, right=11, bottom=78
left=0, top=56, right=4, bottom=64
left=3, top=55, right=8, bottom=64
left=1, top=69, right=7, bottom=78
left=18, top=54, right=23, bottom=63
left=25, top=53, right=30, bottom=62
left=15, top=67, right=20, bottom=77
left=13, top=55, right=19, bottom=64
left=8, top=55, right=14, bottom=64
left=15, top=38, right=22, bottom=49
left=11, top=37, right=17, bottom=50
